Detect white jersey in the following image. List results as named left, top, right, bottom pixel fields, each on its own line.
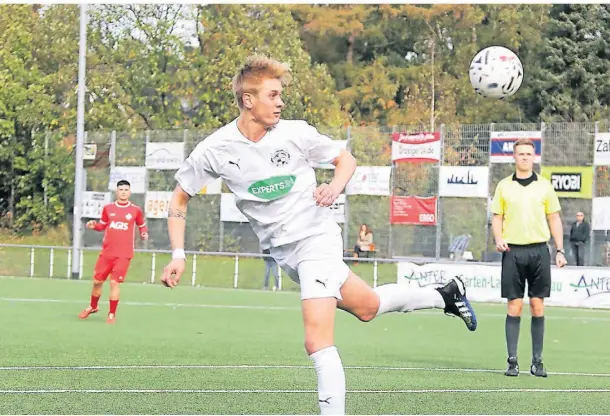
left=175, top=119, right=344, bottom=249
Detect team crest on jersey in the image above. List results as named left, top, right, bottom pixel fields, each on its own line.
left=270, top=149, right=291, bottom=167
left=125, top=213, right=132, bottom=220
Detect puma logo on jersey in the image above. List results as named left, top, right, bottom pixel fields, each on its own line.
left=109, top=221, right=129, bottom=230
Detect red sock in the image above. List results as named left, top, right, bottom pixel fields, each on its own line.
left=109, top=299, right=119, bottom=315
left=90, top=296, right=100, bottom=309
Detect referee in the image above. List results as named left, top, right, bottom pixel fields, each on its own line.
left=491, top=138, right=567, bottom=377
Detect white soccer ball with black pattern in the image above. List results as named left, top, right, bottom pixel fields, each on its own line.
left=469, top=46, right=523, bottom=99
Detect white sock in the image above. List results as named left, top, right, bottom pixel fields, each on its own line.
left=374, top=283, right=445, bottom=316
left=309, top=346, right=346, bottom=415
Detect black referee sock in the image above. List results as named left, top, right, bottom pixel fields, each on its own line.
left=531, top=316, right=545, bottom=362
left=505, top=315, right=521, bottom=359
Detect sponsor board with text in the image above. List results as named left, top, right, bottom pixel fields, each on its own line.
left=397, top=262, right=610, bottom=308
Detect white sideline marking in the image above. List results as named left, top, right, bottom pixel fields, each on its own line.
left=0, top=297, right=297, bottom=311
left=1, top=364, right=609, bottom=378
left=2, top=297, right=610, bottom=322
left=1, top=388, right=609, bottom=394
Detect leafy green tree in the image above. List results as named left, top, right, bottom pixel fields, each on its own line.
left=530, top=4, right=610, bottom=122
left=0, top=5, right=77, bottom=231
left=182, top=5, right=344, bottom=130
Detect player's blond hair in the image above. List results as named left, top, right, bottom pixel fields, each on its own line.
left=232, top=55, right=292, bottom=109
left=514, top=138, right=535, bottom=151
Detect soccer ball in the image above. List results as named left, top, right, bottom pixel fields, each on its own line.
left=469, top=46, right=523, bottom=99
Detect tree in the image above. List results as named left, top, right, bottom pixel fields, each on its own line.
left=0, top=5, right=78, bottom=231
left=182, top=5, right=344, bottom=130
left=532, top=4, right=610, bottom=122
left=88, top=5, right=190, bottom=129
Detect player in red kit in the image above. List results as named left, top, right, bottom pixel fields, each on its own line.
left=78, top=180, right=148, bottom=324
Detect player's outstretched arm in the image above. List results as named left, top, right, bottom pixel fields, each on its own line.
left=314, top=149, right=356, bottom=207
left=161, top=184, right=191, bottom=288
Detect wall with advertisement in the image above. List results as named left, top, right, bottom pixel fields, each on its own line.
left=345, top=166, right=391, bottom=196
left=594, top=132, right=610, bottom=166
left=391, top=132, right=441, bottom=163
left=539, top=166, right=594, bottom=198
left=390, top=196, right=437, bottom=225
left=490, top=131, right=542, bottom=164
left=438, top=166, right=489, bottom=198
left=592, top=197, right=610, bottom=230
left=397, top=262, right=610, bottom=309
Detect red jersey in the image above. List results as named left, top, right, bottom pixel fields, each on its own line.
left=93, top=201, right=148, bottom=259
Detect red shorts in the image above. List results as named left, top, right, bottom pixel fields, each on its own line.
left=93, top=254, right=131, bottom=283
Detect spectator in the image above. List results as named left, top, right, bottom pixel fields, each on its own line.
left=353, top=224, right=373, bottom=259
left=262, top=248, right=279, bottom=290
left=569, top=212, right=590, bottom=266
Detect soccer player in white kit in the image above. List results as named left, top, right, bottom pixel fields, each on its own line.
left=161, top=55, right=477, bottom=415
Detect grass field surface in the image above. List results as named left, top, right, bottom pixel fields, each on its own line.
left=1, top=276, right=610, bottom=414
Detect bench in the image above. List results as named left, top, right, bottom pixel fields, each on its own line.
left=448, top=234, right=472, bottom=261
left=344, top=243, right=377, bottom=259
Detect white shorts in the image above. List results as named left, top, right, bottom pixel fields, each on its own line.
left=271, top=231, right=350, bottom=300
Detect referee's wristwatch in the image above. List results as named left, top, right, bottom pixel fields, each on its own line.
left=557, top=249, right=565, bottom=255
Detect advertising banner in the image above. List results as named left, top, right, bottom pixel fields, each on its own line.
left=490, top=131, right=542, bottom=164
left=145, top=142, right=185, bottom=170
left=345, top=166, right=391, bottom=196
left=108, top=167, right=147, bottom=193
left=390, top=196, right=437, bottom=225
left=145, top=191, right=173, bottom=219
left=594, top=132, right=610, bottom=166
left=539, top=166, right=594, bottom=198
left=397, top=262, right=610, bottom=309
left=391, top=132, right=441, bottom=163
left=438, top=166, right=489, bottom=198
left=82, top=192, right=111, bottom=219
left=592, top=197, right=610, bottom=230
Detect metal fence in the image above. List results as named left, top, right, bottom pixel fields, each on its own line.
left=81, top=121, right=610, bottom=267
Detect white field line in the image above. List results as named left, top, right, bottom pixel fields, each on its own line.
left=1, top=388, right=609, bottom=394
left=2, top=297, right=610, bottom=322
left=0, top=364, right=609, bottom=378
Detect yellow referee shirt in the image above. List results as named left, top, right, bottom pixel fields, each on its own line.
left=491, top=173, right=561, bottom=245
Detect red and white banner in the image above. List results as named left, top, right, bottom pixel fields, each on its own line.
left=391, top=132, right=441, bottom=163
left=390, top=196, right=437, bottom=225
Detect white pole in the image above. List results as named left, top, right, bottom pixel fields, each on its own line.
left=67, top=249, right=72, bottom=279
left=373, top=260, right=378, bottom=288
left=29, top=248, right=35, bottom=278
left=79, top=250, right=84, bottom=279
left=70, top=4, right=88, bottom=280
left=191, top=254, right=197, bottom=287
left=49, top=248, right=54, bottom=278
left=150, top=252, right=156, bottom=284
left=233, top=255, right=239, bottom=289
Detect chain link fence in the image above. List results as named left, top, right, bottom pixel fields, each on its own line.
left=81, top=121, right=610, bottom=266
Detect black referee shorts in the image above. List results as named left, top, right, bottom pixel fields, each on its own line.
left=501, top=242, right=551, bottom=300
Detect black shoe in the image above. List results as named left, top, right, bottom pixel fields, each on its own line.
left=435, top=276, right=477, bottom=331
left=505, top=357, right=519, bottom=376
left=530, top=360, right=547, bottom=377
